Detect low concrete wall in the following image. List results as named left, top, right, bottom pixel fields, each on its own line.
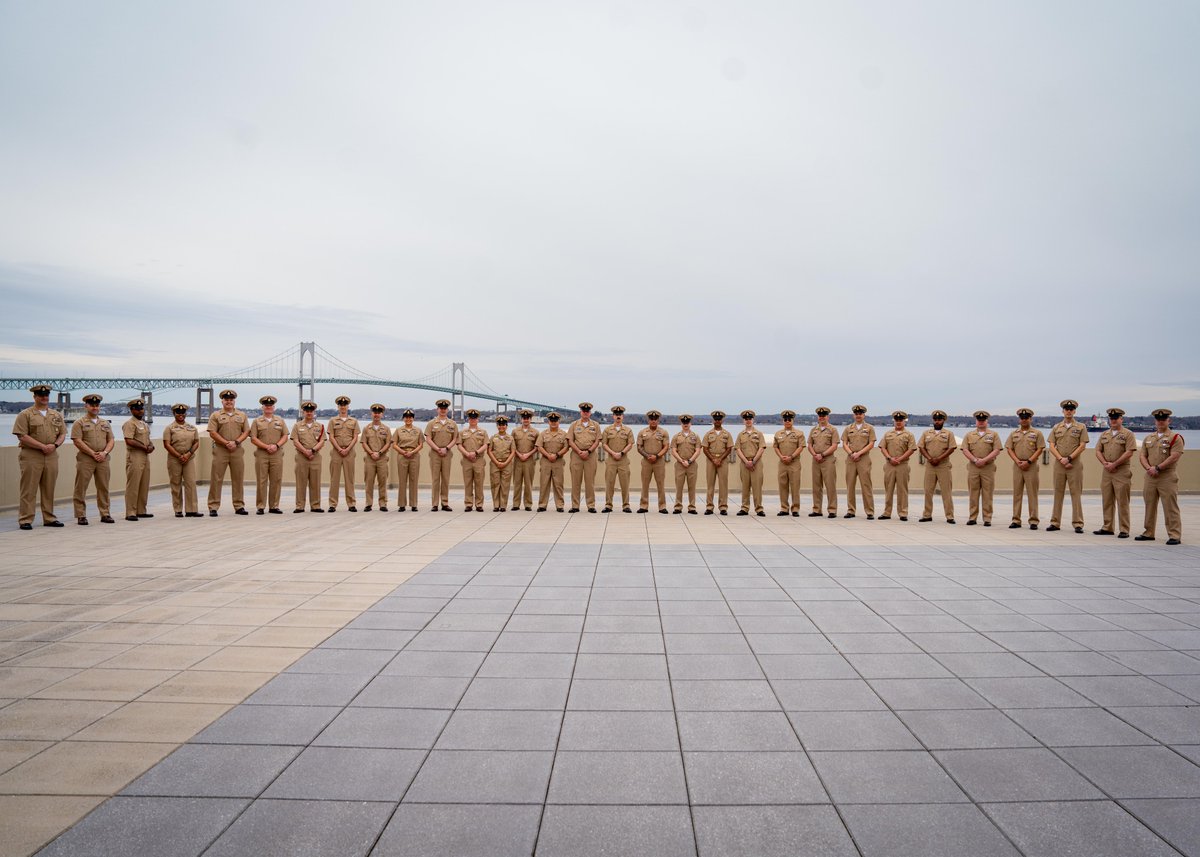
left=2, top=440, right=1197, bottom=511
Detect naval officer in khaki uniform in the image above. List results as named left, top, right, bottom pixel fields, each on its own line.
left=1137, top=408, right=1184, bottom=544
left=291, top=401, right=325, bottom=512
left=736, top=409, right=766, bottom=516
left=536, top=413, right=568, bottom=511
left=392, top=409, right=423, bottom=512
left=702, top=410, right=733, bottom=515
left=327, top=395, right=359, bottom=512
left=879, top=410, right=916, bottom=520
left=1006, top=408, right=1045, bottom=529
left=919, top=410, right=956, bottom=523
left=602, top=406, right=635, bottom=513
left=1048, top=399, right=1089, bottom=532
left=122, top=399, right=154, bottom=521
left=568, top=403, right=602, bottom=512
left=808, top=407, right=839, bottom=518
left=511, top=409, right=539, bottom=511
left=773, top=410, right=805, bottom=516
left=842, top=405, right=876, bottom=518
left=164, top=403, right=201, bottom=517
left=637, top=410, right=670, bottom=513
left=962, top=410, right=1003, bottom=526
left=458, top=408, right=489, bottom=512
left=426, top=399, right=459, bottom=511
left=671, top=415, right=701, bottom=514
left=1094, top=408, right=1136, bottom=538
left=361, top=404, right=392, bottom=511
left=207, top=389, right=249, bottom=516
left=71, top=394, right=115, bottom=525
left=249, top=395, right=288, bottom=514
left=13, top=384, right=67, bottom=529
left=488, top=415, right=515, bottom=511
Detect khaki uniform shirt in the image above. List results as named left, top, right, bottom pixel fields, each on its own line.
left=164, top=422, right=199, bottom=454
left=568, top=419, right=601, bottom=453
left=638, top=427, right=669, bottom=457
left=920, top=428, right=957, bottom=461
left=881, top=429, right=916, bottom=459
left=536, top=428, right=569, bottom=457
left=513, top=425, right=540, bottom=455
left=671, top=429, right=700, bottom=462
left=843, top=422, right=877, bottom=452
left=964, top=428, right=1002, bottom=462
left=361, top=423, right=392, bottom=454
left=291, top=420, right=325, bottom=451
left=328, top=415, right=360, bottom=449
left=602, top=424, right=634, bottom=455
left=703, top=428, right=734, bottom=460
left=774, top=428, right=805, bottom=457
left=250, top=415, right=288, bottom=446
left=809, top=424, right=840, bottom=455
left=1097, top=427, right=1137, bottom=467
left=460, top=426, right=489, bottom=453
left=72, top=416, right=113, bottom=454
left=489, top=433, right=514, bottom=461
left=425, top=417, right=460, bottom=450
left=1143, top=431, right=1185, bottom=471
left=737, top=428, right=765, bottom=458
left=14, top=406, right=66, bottom=445
left=208, top=409, right=248, bottom=444
left=1006, top=428, right=1045, bottom=461
left=393, top=425, right=423, bottom=452
left=1050, top=420, right=1089, bottom=457
left=122, top=417, right=150, bottom=452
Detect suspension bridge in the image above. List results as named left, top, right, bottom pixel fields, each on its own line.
left=0, top=342, right=570, bottom=420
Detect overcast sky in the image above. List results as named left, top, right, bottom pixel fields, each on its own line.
left=1, top=0, right=1197, bottom=416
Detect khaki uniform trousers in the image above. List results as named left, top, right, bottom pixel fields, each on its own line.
left=363, top=454, right=389, bottom=507
left=1012, top=463, right=1040, bottom=525
left=674, top=461, right=698, bottom=512
left=570, top=454, right=599, bottom=510
left=1100, top=465, right=1132, bottom=534
left=1051, top=461, right=1084, bottom=528
left=74, top=453, right=110, bottom=518
left=882, top=461, right=909, bottom=518
left=396, top=454, right=421, bottom=509
left=430, top=451, right=453, bottom=506
left=125, top=449, right=150, bottom=517
left=1142, top=472, right=1182, bottom=540
left=923, top=463, right=955, bottom=520
left=706, top=458, right=729, bottom=512
left=208, top=445, right=246, bottom=511
left=967, top=463, right=997, bottom=523
left=167, top=455, right=198, bottom=515
left=512, top=458, right=536, bottom=508
left=605, top=457, right=631, bottom=510
left=462, top=456, right=486, bottom=509
left=329, top=451, right=356, bottom=509
left=295, top=452, right=322, bottom=510
left=18, top=448, right=59, bottom=525
left=811, top=457, right=837, bottom=515
left=640, top=459, right=667, bottom=511
left=490, top=463, right=512, bottom=510
left=539, top=458, right=565, bottom=509
left=740, top=462, right=764, bottom=513
left=254, top=450, right=285, bottom=511
left=778, top=460, right=802, bottom=513
left=845, top=456, right=874, bottom=516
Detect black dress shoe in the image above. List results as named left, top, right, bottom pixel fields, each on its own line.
left=1009, top=522, right=1021, bottom=529
left=602, top=507, right=612, bottom=513
left=312, top=508, right=325, bottom=513
left=525, top=506, right=532, bottom=511
left=624, top=508, right=632, bottom=513
left=493, top=507, right=500, bottom=512
left=919, top=517, right=932, bottom=522
left=827, top=513, right=836, bottom=519
left=441, top=505, right=452, bottom=511
left=1135, top=535, right=1154, bottom=541
left=1167, top=538, right=1182, bottom=545
left=659, top=509, right=669, bottom=514
left=1074, top=527, right=1083, bottom=534
left=878, top=515, right=891, bottom=520
left=257, top=509, right=265, bottom=515
left=511, top=506, right=521, bottom=511
left=719, top=510, right=727, bottom=515
left=349, top=506, right=357, bottom=512
left=867, top=515, right=874, bottom=520
left=476, top=508, right=484, bottom=512
left=777, top=511, right=789, bottom=517
left=589, top=508, right=597, bottom=513
left=185, top=513, right=201, bottom=518
left=569, top=508, right=579, bottom=513
left=235, top=508, right=248, bottom=516
left=557, top=508, right=564, bottom=513
left=791, top=512, right=798, bottom=517
left=294, top=509, right=304, bottom=513
left=808, top=512, right=821, bottom=517
left=984, top=522, right=992, bottom=527
left=967, top=520, right=977, bottom=526
left=364, top=506, right=372, bottom=512
left=78, top=517, right=89, bottom=525
left=44, top=520, right=64, bottom=527
left=1093, top=529, right=1113, bottom=536
left=379, top=507, right=387, bottom=512
left=899, top=517, right=908, bottom=521
left=674, top=510, right=683, bottom=515
left=465, top=506, right=474, bottom=513
left=19, top=523, right=32, bottom=530
left=270, top=508, right=283, bottom=514
left=1118, top=532, right=1129, bottom=538
left=126, top=515, right=139, bottom=522
left=1046, top=525, right=1060, bottom=532
left=101, top=516, right=116, bottom=522
left=947, top=519, right=955, bottom=524
left=537, top=507, right=546, bottom=512
left=756, top=511, right=765, bottom=517
left=328, top=506, right=336, bottom=512
left=175, top=512, right=183, bottom=518
left=737, top=510, right=748, bottom=516
left=1030, top=524, right=1038, bottom=530
left=430, top=507, right=438, bottom=512
left=413, top=506, right=420, bottom=512
left=139, top=513, right=154, bottom=518
left=844, top=513, right=855, bottom=519
left=210, top=510, right=219, bottom=517
left=637, top=509, right=648, bottom=513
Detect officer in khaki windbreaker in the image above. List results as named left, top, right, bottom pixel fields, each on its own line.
left=71, top=393, right=115, bottom=524
left=488, top=415, right=515, bottom=512
left=842, top=405, right=876, bottom=519
left=207, top=389, right=249, bottom=516
left=671, top=414, right=701, bottom=514
left=736, top=409, right=766, bottom=516
left=602, top=406, right=635, bottom=513
left=249, top=395, right=288, bottom=514
left=774, top=410, right=805, bottom=516
left=1137, top=408, right=1184, bottom=545
left=1006, top=408, right=1045, bottom=529
left=291, top=401, right=325, bottom=512
left=327, top=395, right=359, bottom=512
left=458, top=408, right=489, bottom=512
left=638, top=410, right=670, bottom=513
left=360, top=404, right=392, bottom=512
left=123, top=399, right=154, bottom=521
left=392, top=409, right=423, bottom=512
left=567, top=403, right=602, bottom=512
left=536, top=413, right=569, bottom=511
left=164, top=403, right=201, bottom=517
left=1094, top=407, right=1136, bottom=538
left=808, top=407, right=839, bottom=518
left=919, top=410, right=957, bottom=524
left=879, top=410, right=916, bottom=521
left=511, top=409, right=539, bottom=511
left=1048, top=399, right=1089, bottom=532
left=962, top=410, right=1003, bottom=526
left=426, top=399, right=459, bottom=511
left=702, top=410, right=733, bottom=515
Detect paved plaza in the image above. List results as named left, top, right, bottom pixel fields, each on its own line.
left=1, top=489, right=1199, bottom=856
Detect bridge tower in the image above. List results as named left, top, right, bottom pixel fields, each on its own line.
left=140, top=390, right=154, bottom=424
left=298, top=342, right=316, bottom=410
left=451, top=362, right=465, bottom=421
left=196, top=388, right=214, bottom=425
left=495, top=400, right=509, bottom=416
